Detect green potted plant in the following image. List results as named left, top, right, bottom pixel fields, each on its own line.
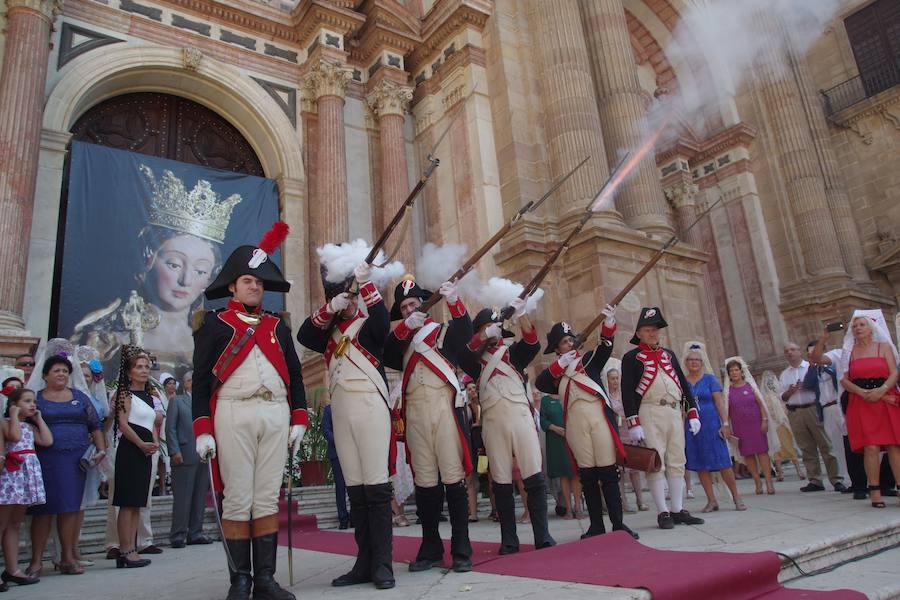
left=295, top=406, right=331, bottom=486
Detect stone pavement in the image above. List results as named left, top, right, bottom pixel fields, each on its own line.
left=5, top=474, right=899, bottom=600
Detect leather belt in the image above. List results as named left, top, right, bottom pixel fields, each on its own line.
left=821, top=401, right=838, bottom=408
left=657, top=399, right=679, bottom=409
left=787, top=403, right=815, bottom=412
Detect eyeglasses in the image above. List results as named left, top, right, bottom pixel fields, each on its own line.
left=16, top=361, right=35, bottom=367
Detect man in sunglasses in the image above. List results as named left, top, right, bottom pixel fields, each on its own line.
left=15, top=354, right=35, bottom=381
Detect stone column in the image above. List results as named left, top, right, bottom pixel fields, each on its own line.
left=303, top=59, right=353, bottom=246
left=528, top=0, right=616, bottom=221
left=664, top=182, right=702, bottom=246
left=787, top=40, right=870, bottom=283
left=367, top=79, right=414, bottom=266
left=0, top=0, right=60, bottom=331
left=753, top=21, right=848, bottom=282
left=580, top=0, right=673, bottom=236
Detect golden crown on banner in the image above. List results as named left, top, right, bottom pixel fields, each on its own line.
left=140, top=165, right=242, bottom=244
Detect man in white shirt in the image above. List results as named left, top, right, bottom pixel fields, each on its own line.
left=779, top=342, right=846, bottom=492
left=805, top=342, right=849, bottom=484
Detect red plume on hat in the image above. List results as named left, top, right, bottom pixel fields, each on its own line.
left=249, top=221, right=289, bottom=268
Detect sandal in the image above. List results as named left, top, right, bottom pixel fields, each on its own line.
left=735, top=501, right=748, bottom=511
left=392, top=515, right=411, bottom=527
left=58, top=562, right=85, bottom=575
left=869, top=485, right=886, bottom=508
left=489, top=510, right=500, bottom=522
left=637, top=503, right=650, bottom=512
left=700, top=502, right=719, bottom=513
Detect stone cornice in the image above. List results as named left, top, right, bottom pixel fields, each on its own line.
left=690, top=122, right=757, bottom=166
left=5, top=0, right=62, bottom=19
left=827, top=85, right=900, bottom=145
left=411, top=43, right=485, bottom=105
left=407, top=0, right=491, bottom=74
left=350, top=4, right=422, bottom=64
left=292, top=0, right=367, bottom=48
left=158, top=0, right=297, bottom=40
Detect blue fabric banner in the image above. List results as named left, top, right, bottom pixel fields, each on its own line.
left=58, top=141, right=283, bottom=378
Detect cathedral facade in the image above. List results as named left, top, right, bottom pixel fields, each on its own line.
left=0, top=0, right=897, bottom=373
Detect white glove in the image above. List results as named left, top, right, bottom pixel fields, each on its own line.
left=404, top=310, right=426, bottom=330
left=328, top=292, right=351, bottom=313
left=483, top=323, right=502, bottom=340
left=196, top=434, right=216, bottom=461
left=630, top=425, right=646, bottom=442
left=353, top=262, right=371, bottom=283
left=688, top=418, right=701, bottom=435
left=509, top=297, right=526, bottom=318
left=557, top=350, right=578, bottom=368
left=439, top=280, right=458, bottom=304
left=289, top=425, right=307, bottom=455
left=601, top=304, right=617, bottom=327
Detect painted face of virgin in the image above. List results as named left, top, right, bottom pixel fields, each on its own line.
left=150, top=234, right=216, bottom=311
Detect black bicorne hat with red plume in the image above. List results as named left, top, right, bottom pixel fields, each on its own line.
left=204, top=221, right=291, bottom=300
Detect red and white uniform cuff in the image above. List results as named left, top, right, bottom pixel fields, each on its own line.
left=291, top=409, right=310, bottom=427
left=311, top=304, right=333, bottom=329
left=447, top=298, right=466, bottom=318
left=358, top=281, right=381, bottom=308
left=522, top=327, right=539, bottom=345
left=601, top=323, right=617, bottom=338
left=193, top=416, right=213, bottom=438
left=467, top=333, right=483, bottom=352
left=393, top=321, right=412, bottom=341
left=548, top=360, right=565, bottom=379
left=686, top=408, right=699, bottom=421
left=626, top=416, right=641, bottom=428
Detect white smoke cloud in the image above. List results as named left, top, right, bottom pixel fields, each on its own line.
left=316, top=239, right=405, bottom=289
left=415, top=243, right=468, bottom=291
left=658, top=0, right=843, bottom=138
left=466, top=277, right=545, bottom=314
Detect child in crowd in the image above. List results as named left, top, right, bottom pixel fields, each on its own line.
left=0, top=388, right=52, bottom=588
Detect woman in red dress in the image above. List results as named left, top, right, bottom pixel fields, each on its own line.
left=841, top=314, right=900, bottom=508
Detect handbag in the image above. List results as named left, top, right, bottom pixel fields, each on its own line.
left=622, top=444, right=662, bottom=472
left=79, top=444, right=98, bottom=472
left=476, top=454, right=489, bottom=474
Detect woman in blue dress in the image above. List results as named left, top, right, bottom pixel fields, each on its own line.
left=681, top=342, right=746, bottom=512
left=27, top=354, right=105, bottom=576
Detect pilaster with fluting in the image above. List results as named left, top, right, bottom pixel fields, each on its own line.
left=787, top=40, right=870, bottom=283
left=0, top=0, right=61, bottom=331
left=367, top=79, right=414, bottom=266
left=580, top=0, right=672, bottom=235
left=303, top=59, right=353, bottom=248
left=753, top=19, right=847, bottom=282
left=528, top=0, right=615, bottom=221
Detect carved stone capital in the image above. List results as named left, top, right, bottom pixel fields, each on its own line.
left=302, top=59, right=353, bottom=101
left=366, top=79, right=413, bottom=119
left=664, top=182, right=700, bottom=209
left=4, top=0, right=62, bottom=19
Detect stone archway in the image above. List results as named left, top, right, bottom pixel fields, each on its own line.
left=24, top=46, right=309, bottom=338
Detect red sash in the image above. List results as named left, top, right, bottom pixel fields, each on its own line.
left=4, top=449, right=35, bottom=472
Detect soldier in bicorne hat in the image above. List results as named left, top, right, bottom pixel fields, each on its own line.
left=535, top=304, right=638, bottom=540
left=192, top=223, right=307, bottom=600
left=621, top=306, right=704, bottom=530
left=459, top=300, right=556, bottom=554
left=383, top=275, right=474, bottom=573
left=297, top=261, right=395, bottom=590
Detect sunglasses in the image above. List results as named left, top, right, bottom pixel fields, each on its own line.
left=16, top=361, right=35, bottom=367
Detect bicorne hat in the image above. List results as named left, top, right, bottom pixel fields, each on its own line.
left=629, top=306, right=668, bottom=344
left=473, top=308, right=514, bottom=339
left=320, top=264, right=354, bottom=301
left=544, top=321, right=576, bottom=354
left=204, top=222, right=291, bottom=300
left=389, top=274, right=432, bottom=321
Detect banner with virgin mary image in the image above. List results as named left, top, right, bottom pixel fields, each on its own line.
left=56, top=141, right=283, bottom=380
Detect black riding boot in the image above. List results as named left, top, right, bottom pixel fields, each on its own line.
left=598, top=466, right=639, bottom=539
left=578, top=467, right=606, bottom=539
left=445, top=480, right=473, bottom=572
left=409, top=485, right=444, bottom=571
left=492, top=481, right=519, bottom=555
left=225, top=538, right=253, bottom=600
left=332, top=485, right=371, bottom=586
left=523, top=473, right=556, bottom=549
left=365, top=483, right=396, bottom=589
left=251, top=533, right=295, bottom=600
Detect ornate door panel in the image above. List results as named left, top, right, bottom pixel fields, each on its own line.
left=70, top=92, right=264, bottom=176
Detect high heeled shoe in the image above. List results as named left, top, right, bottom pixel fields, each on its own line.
left=869, top=485, right=886, bottom=508
left=0, top=570, right=39, bottom=586
left=700, top=502, right=719, bottom=513
left=116, top=550, right=151, bottom=569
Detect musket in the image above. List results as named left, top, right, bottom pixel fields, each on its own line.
left=571, top=196, right=723, bottom=350
left=489, top=153, right=631, bottom=325
left=416, top=156, right=592, bottom=314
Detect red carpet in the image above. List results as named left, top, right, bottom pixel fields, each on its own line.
left=276, top=502, right=864, bottom=599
